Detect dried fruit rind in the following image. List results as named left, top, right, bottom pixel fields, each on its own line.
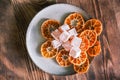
left=41, top=19, right=60, bottom=39
left=79, top=36, right=90, bottom=51
left=79, top=30, right=97, bottom=47
left=56, top=49, right=72, bottom=67
left=74, top=58, right=89, bottom=74
left=64, top=12, right=85, bottom=33
left=84, top=19, right=103, bottom=36
left=41, top=40, right=58, bottom=58
left=69, top=51, right=87, bottom=65
left=87, top=40, right=101, bottom=56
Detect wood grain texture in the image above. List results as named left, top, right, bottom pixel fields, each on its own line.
left=0, top=0, right=120, bottom=80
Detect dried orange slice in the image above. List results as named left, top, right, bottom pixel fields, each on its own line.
left=40, top=40, right=58, bottom=58
left=74, top=58, right=89, bottom=74
left=68, top=51, right=87, bottom=65
left=41, top=19, right=60, bottom=39
left=79, top=36, right=90, bottom=51
left=56, top=49, right=71, bottom=67
left=87, top=40, right=101, bottom=57
left=79, top=30, right=97, bottom=47
left=84, top=19, right=103, bottom=36
left=64, top=12, right=85, bottom=33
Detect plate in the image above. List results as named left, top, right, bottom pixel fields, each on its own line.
left=26, top=3, right=90, bottom=76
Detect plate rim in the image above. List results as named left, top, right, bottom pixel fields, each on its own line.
left=26, top=3, right=90, bottom=76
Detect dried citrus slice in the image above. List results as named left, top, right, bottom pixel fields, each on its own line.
left=41, top=19, right=60, bottom=39
left=40, top=40, right=58, bottom=58
left=56, top=49, right=71, bottom=67
left=79, top=36, right=90, bottom=51
left=74, top=58, right=89, bottom=74
left=87, top=40, right=101, bottom=57
left=84, top=19, right=103, bottom=36
left=64, top=12, right=85, bottom=33
left=79, top=30, right=97, bottom=47
left=68, top=51, right=87, bottom=65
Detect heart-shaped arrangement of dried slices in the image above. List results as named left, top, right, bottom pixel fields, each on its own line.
left=40, top=12, right=103, bottom=74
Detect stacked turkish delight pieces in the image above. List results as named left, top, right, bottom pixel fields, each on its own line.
left=51, top=24, right=82, bottom=58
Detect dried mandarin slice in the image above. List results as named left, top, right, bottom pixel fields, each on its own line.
left=41, top=19, right=60, bottom=39
left=68, top=51, right=87, bottom=65
left=56, top=49, right=71, bottom=67
left=40, top=40, right=58, bottom=58
left=74, top=58, right=89, bottom=74
left=64, top=12, right=85, bottom=33
left=87, top=40, right=101, bottom=57
left=84, top=19, right=103, bottom=36
left=79, top=36, right=90, bottom=51
left=79, top=30, right=97, bottom=47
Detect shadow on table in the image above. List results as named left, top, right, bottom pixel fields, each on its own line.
left=11, top=0, right=56, bottom=76
left=11, top=0, right=56, bottom=53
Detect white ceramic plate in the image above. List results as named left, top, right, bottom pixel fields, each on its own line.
left=26, top=3, right=90, bottom=76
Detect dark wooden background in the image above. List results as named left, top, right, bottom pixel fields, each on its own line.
left=0, top=0, right=120, bottom=80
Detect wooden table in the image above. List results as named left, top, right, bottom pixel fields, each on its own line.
left=0, top=0, right=120, bottom=80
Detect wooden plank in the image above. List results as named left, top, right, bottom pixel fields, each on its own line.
left=11, top=0, right=56, bottom=80
left=0, top=0, right=55, bottom=80
left=112, top=0, right=120, bottom=33
left=0, top=0, right=27, bottom=79
left=0, top=0, right=120, bottom=79
left=97, top=0, right=120, bottom=80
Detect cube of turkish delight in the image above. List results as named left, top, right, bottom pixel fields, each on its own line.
left=68, top=28, right=78, bottom=36
left=51, top=40, right=61, bottom=49
left=71, top=36, right=82, bottom=47
left=59, top=24, right=70, bottom=32
left=62, top=41, right=72, bottom=51
left=51, top=29, right=61, bottom=40
left=59, top=31, right=71, bottom=42
left=69, top=47, right=81, bottom=58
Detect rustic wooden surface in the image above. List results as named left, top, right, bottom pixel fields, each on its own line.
left=0, top=0, right=120, bottom=80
